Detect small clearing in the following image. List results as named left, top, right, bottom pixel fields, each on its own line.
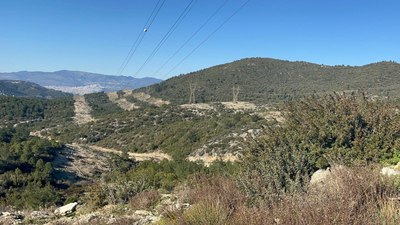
left=180, top=103, right=214, bottom=110
left=220, top=101, right=257, bottom=110
left=180, top=101, right=259, bottom=111
left=187, top=153, right=240, bottom=166
left=107, top=92, right=139, bottom=111
left=131, top=92, right=170, bottom=106
left=73, top=96, right=95, bottom=125
left=258, top=110, right=284, bottom=122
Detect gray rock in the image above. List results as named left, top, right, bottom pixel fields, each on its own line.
left=310, top=168, right=331, bottom=185
left=54, top=202, right=78, bottom=215
left=381, top=167, right=400, bottom=176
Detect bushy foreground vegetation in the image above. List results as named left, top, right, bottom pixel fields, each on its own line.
left=1, top=93, right=400, bottom=225
left=158, top=94, right=400, bottom=224
left=83, top=156, right=239, bottom=210
left=159, top=167, right=400, bottom=225
left=0, top=126, right=63, bottom=209
left=241, top=93, right=400, bottom=204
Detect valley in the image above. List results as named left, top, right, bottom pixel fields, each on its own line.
left=2, top=0, right=399, bottom=223
left=1, top=58, right=400, bottom=225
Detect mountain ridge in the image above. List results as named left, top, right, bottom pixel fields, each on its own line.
left=0, top=70, right=162, bottom=94
left=0, top=80, right=72, bottom=98
left=137, top=57, right=400, bottom=104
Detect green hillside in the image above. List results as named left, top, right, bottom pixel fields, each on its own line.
left=0, top=95, right=74, bottom=127
left=138, top=58, right=400, bottom=104
left=0, top=80, right=71, bottom=98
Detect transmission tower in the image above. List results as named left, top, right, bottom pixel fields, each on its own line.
left=189, top=83, right=197, bottom=104
left=232, top=85, right=240, bottom=102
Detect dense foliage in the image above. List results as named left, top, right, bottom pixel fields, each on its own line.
left=85, top=154, right=239, bottom=209
left=0, top=126, right=63, bottom=209
left=136, top=58, right=400, bottom=104
left=240, top=94, right=400, bottom=204
left=84, top=92, right=124, bottom=117
left=0, top=96, right=74, bottom=127
left=48, top=104, right=264, bottom=160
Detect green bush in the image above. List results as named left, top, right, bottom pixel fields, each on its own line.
left=240, top=94, right=400, bottom=204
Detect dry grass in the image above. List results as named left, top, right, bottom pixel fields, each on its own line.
left=186, top=174, right=246, bottom=210
left=379, top=201, right=400, bottom=225
left=129, top=189, right=161, bottom=210
left=159, top=166, right=400, bottom=225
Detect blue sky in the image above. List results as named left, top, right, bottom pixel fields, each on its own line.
left=0, top=0, right=399, bottom=79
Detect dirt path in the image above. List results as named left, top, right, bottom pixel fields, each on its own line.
left=106, top=92, right=139, bottom=111
left=29, top=132, right=171, bottom=181
left=80, top=144, right=172, bottom=162
left=73, top=96, right=95, bottom=124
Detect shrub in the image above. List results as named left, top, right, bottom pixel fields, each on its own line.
left=186, top=174, right=245, bottom=212
left=240, top=94, right=400, bottom=204
left=159, top=201, right=229, bottom=225
left=130, top=189, right=161, bottom=210
left=182, top=201, right=229, bottom=225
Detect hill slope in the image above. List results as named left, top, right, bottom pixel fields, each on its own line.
left=138, top=58, right=400, bottom=104
left=0, top=70, right=162, bottom=94
left=0, top=80, right=71, bottom=98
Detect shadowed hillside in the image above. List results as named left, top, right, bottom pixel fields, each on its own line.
left=0, top=70, right=162, bottom=94
left=0, top=80, right=71, bottom=98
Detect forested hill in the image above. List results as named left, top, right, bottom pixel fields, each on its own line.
left=0, top=80, right=71, bottom=98
left=138, top=58, right=400, bottom=104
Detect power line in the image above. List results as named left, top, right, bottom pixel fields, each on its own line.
left=117, top=0, right=166, bottom=75
left=154, top=0, right=230, bottom=77
left=133, top=0, right=197, bottom=77
left=165, top=0, right=251, bottom=77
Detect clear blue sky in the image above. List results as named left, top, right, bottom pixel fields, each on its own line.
left=1, top=0, right=399, bottom=79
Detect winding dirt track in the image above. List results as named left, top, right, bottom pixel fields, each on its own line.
left=76, top=144, right=172, bottom=161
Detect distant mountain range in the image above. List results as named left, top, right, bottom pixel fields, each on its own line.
left=0, top=70, right=162, bottom=95
left=0, top=80, right=71, bottom=98
left=138, top=58, right=400, bottom=104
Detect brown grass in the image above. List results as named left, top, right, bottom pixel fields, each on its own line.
left=159, top=166, right=400, bottom=225
left=129, top=189, right=161, bottom=210
left=186, top=174, right=246, bottom=211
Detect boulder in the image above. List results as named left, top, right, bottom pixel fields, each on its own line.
left=54, top=202, right=78, bottom=215
left=310, top=168, right=331, bottom=185
left=380, top=167, right=400, bottom=176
